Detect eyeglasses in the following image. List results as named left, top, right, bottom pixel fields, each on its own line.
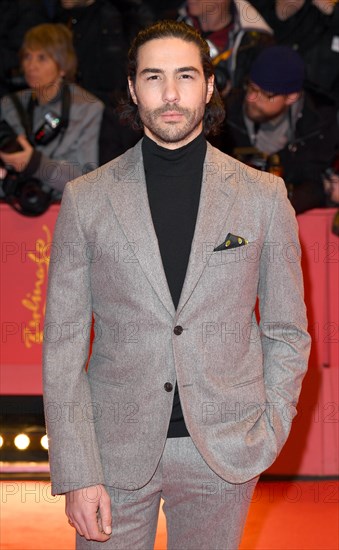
left=244, top=81, right=280, bottom=101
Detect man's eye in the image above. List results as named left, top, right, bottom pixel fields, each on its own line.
left=147, top=75, right=160, bottom=80
left=180, top=74, right=193, bottom=79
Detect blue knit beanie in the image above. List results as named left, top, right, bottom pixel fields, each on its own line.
left=249, top=45, right=305, bottom=94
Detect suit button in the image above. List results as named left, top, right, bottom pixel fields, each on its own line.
left=174, top=325, right=183, bottom=335
left=164, top=382, right=173, bottom=392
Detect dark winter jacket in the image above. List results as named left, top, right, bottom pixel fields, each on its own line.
left=212, top=91, right=339, bottom=214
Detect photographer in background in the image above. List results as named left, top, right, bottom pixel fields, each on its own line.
left=177, top=0, right=274, bottom=96
left=0, top=23, right=103, bottom=215
left=248, top=0, right=339, bottom=106
left=214, top=45, right=339, bottom=215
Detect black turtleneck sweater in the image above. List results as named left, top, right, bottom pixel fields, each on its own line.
left=142, top=133, right=207, bottom=438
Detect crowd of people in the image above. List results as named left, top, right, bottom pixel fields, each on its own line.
left=0, top=0, right=338, bottom=214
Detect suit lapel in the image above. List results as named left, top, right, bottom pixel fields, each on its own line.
left=177, top=144, right=239, bottom=315
left=106, top=141, right=175, bottom=318
left=106, top=141, right=238, bottom=319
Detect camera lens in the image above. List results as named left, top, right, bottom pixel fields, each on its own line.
left=18, top=179, right=52, bottom=215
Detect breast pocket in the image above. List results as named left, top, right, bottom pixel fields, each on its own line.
left=208, top=240, right=261, bottom=267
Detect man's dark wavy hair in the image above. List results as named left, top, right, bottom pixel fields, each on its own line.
left=119, top=20, right=225, bottom=136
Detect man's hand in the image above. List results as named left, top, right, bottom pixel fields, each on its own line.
left=65, top=484, right=112, bottom=542
left=0, top=135, right=33, bottom=173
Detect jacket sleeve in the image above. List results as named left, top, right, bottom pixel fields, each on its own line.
left=43, top=182, right=105, bottom=495
left=258, top=177, right=311, bottom=454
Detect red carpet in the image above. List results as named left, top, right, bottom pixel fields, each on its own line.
left=0, top=481, right=338, bottom=549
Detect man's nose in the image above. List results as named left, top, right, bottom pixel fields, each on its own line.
left=162, top=78, right=179, bottom=103
left=245, top=88, right=260, bottom=103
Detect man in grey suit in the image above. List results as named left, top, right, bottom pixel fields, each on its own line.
left=43, top=19, right=311, bottom=550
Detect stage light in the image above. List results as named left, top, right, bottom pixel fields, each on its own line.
left=0, top=435, right=3, bottom=448
left=14, top=433, right=30, bottom=450
left=40, top=434, right=48, bottom=450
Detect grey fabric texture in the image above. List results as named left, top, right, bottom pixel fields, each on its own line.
left=43, top=139, right=311, bottom=496
left=76, top=437, right=258, bottom=550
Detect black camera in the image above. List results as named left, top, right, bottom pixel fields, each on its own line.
left=232, top=147, right=284, bottom=179
left=212, top=54, right=231, bottom=92
left=0, top=119, right=56, bottom=216
left=1, top=83, right=69, bottom=216
left=1, top=172, right=53, bottom=216
left=232, top=146, right=267, bottom=171
left=0, top=120, right=23, bottom=153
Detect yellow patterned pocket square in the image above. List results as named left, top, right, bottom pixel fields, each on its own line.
left=214, top=232, right=249, bottom=252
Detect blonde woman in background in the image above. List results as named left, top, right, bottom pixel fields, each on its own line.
left=0, top=23, right=103, bottom=213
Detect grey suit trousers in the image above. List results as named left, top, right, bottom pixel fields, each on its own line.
left=76, top=437, right=258, bottom=550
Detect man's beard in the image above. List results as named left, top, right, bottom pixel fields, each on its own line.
left=138, top=103, right=206, bottom=145
left=244, top=103, right=269, bottom=124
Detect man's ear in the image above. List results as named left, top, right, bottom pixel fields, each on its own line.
left=206, top=75, right=214, bottom=104
left=285, top=91, right=301, bottom=106
left=128, top=78, right=138, bottom=105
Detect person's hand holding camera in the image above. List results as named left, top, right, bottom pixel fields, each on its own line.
left=0, top=135, right=33, bottom=173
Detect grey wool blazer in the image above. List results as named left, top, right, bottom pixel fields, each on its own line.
left=43, top=139, right=311, bottom=495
